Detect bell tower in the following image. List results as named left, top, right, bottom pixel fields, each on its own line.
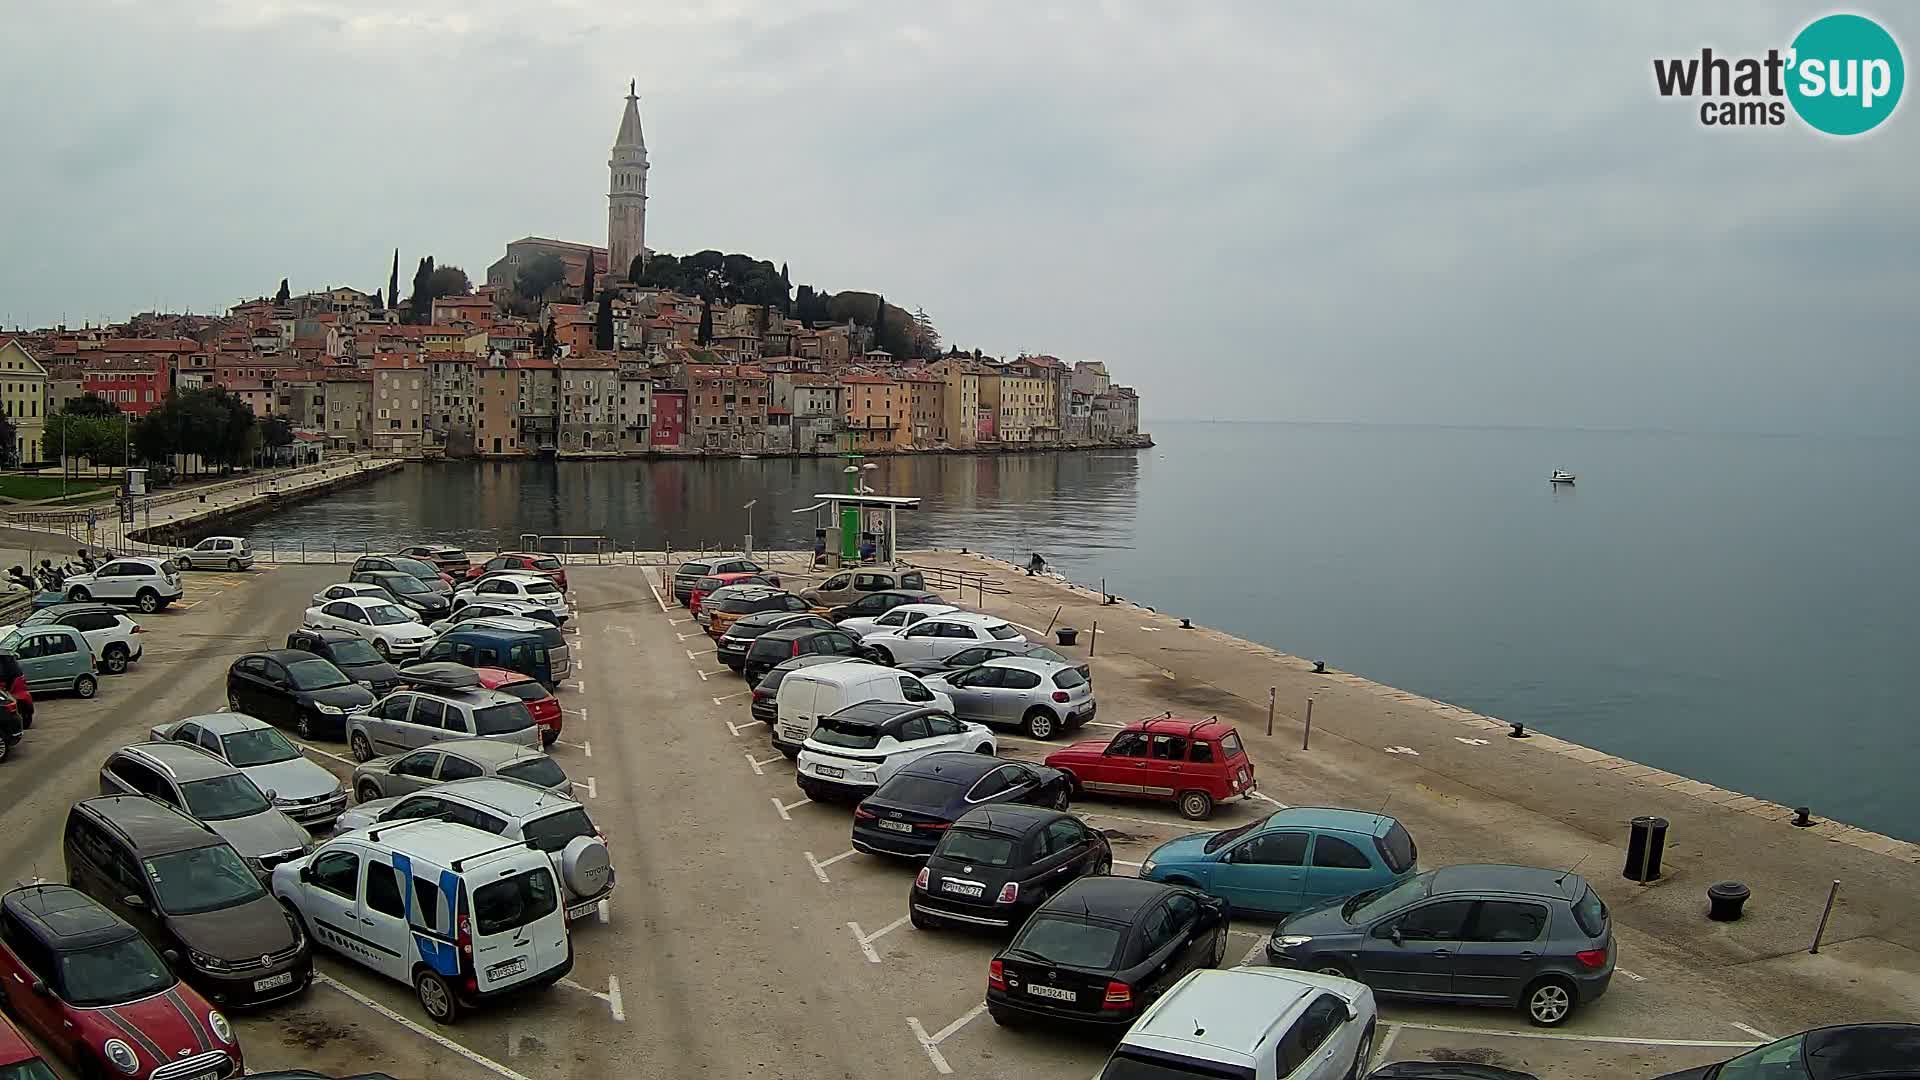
left=607, top=80, right=649, bottom=282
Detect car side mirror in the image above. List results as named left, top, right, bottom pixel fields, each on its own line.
left=264, top=788, right=278, bottom=802
left=298, top=866, right=312, bottom=883
left=30, top=980, right=50, bottom=998
left=122, top=894, right=146, bottom=910
left=1389, top=926, right=1403, bottom=944
left=162, top=949, right=180, bottom=966
left=1346, top=1003, right=1360, bottom=1022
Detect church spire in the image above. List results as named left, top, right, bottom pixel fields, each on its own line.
left=615, top=80, right=645, bottom=149
left=608, top=80, right=650, bottom=282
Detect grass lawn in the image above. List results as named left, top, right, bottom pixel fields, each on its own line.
left=0, top=474, right=120, bottom=501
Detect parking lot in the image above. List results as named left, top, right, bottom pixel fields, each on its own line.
left=0, top=560, right=1847, bottom=1079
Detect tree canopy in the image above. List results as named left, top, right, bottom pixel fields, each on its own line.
left=514, top=254, right=568, bottom=304
left=632, top=250, right=789, bottom=310
left=65, top=393, right=121, bottom=418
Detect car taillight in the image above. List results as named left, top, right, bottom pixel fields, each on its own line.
left=791, top=642, right=802, bottom=656
left=457, top=915, right=473, bottom=958
left=853, top=805, right=877, bottom=821
left=920, top=821, right=949, bottom=832
left=1576, top=947, right=1609, bottom=969
left=995, top=882, right=1018, bottom=904
left=131, top=624, right=144, bottom=633
left=1102, top=981, right=1132, bottom=1009
left=988, top=959, right=1006, bottom=991
left=914, top=867, right=929, bottom=890
left=1051, top=691, right=1069, bottom=703
left=752, top=689, right=769, bottom=702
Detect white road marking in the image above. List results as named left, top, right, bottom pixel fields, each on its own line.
left=555, top=739, right=592, bottom=757
left=1076, top=809, right=1208, bottom=829
left=1371, top=1024, right=1400, bottom=1067
left=1087, top=721, right=1124, bottom=729
left=646, top=578, right=667, bottom=612
left=698, top=668, right=729, bottom=680
left=712, top=689, right=751, bottom=702
left=745, top=752, right=766, bottom=776
left=848, top=914, right=910, bottom=963
left=555, top=976, right=625, bottom=1022
left=907, top=1003, right=989, bottom=1074
left=1239, top=938, right=1267, bottom=965
left=1731, top=1022, right=1775, bottom=1042
left=563, top=707, right=588, bottom=719
left=1249, top=791, right=1289, bottom=807
left=727, top=719, right=767, bottom=737
left=1112, top=859, right=1142, bottom=868
left=1455, top=737, right=1491, bottom=746
left=771, top=797, right=792, bottom=821
left=296, top=742, right=358, bottom=768
left=668, top=617, right=691, bottom=626
left=1390, top=1020, right=1762, bottom=1048
left=570, top=777, right=597, bottom=799
left=685, top=648, right=701, bottom=661
left=805, top=849, right=855, bottom=882
left=314, top=972, right=536, bottom=1080
left=1385, top=746, right=1421, bottom=756
left=1617, top=968, right=1646, bottom=981
left=596, top=898, right=610, bottom=924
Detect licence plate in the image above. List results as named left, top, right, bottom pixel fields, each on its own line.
left=814, top=765, right=844, bottom=779
left=488, top=957, right=528, bottom=980
left=1025, top=984, right=1076, bottom=1002
left=566, top=897, right=602, bottom=920
left=941, top=880, right=984, bottom=897
left=252, top=972, right=294, bottom=993
left=877, top=819, right=914, bottom=834
left=185, top=1071, right=217, bottom=1080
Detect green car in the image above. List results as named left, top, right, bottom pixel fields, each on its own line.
left=0, top=625, right=99, bottom=699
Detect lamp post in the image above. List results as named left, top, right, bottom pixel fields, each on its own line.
left=742, top=498, right=757, bottom=561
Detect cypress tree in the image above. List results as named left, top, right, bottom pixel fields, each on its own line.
left=583, top=257, right=597, bottom=305
left=697, top=295, right=713, bottom=346
left=275, top=279, right=290, bottom=304
left=388, top=249, right=399, bottom=313
left=595, top=294, right=615, bottom=351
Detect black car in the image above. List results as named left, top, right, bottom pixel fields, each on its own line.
left=742, top=625, right=867, bottom=685
left=286, top=627, right=402, bottom=696
left=453, top=600, right=563, bottom=627
left=986, top=877, right=1228, bottom=1030
left=227, top=649, right=376, bottom=739
left=829, top=589, right=943, bottom=623
left=898, top=640, right=1090, bottom=682
left=856, top=753, right=1072, bottom=859
left=720, top=612, right=836, bottom=670
left=1653, top=1024, right=1920, bottom=1080
left=352, top=554, right=454, bottom=593
left=349, top=570, right=452, bottom=622
left=912, top=804, right=1112, bottom=929
left=751, top=655, right=856, bottom=727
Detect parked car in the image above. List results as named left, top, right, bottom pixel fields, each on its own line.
left=301, top=596, right=436, bottom=659
left=417, top=616, right=571, bottom=686
left=272, top=818, right=571, bottom=1022
left=0, top=624, right=98, bottom=698
left=862, top=612, right=1026, bottom=667
left=0, top=690, right=21, bottom=764
left=898, top=640, right=1089, bottom=682
left=336, top=778, right=612, bottom=922
left=97, top=743, right=312, bottom=879
left=718, top=611, right=835, bottom=671
left=472, top=667, right=562, bottom=746
left=801, top=566, right=928, bottom=609
left=704, top=588, right=813, bottom=639
left=911, top=803, right=1112, bottom=929
left=671, top=555, right=760, bottom=604
left=285, top=627, right=403, bottom=696
left=351, top=554, right=454, bottom=592
left=925, top=656, right=1096, bottom=740
left=1142, top=807, right=1419, bottom=917
left=690, top=573, right=783, bottom=620
left=0, top=653, right=31, bottom=728
left=1652, top=1023, right=1920, bottom=1080
left=352, top=737, right=571, bottom=802
left=986, top=877, right=1230, bottom=1030
left=743, top=625, right=868, bottom=687
left=1, top=603, right=143, bottom=675
left=836, top=601, right=959, bottom=640
left=452, top=573, right=570, bottom=619
left=227, top=650, right=377, bottom=740
left=442, top=598, right=563, bottom=626
left=750, top=655, right=855, bottom=728
left=0, top=1010, right=56, bottom=1080
left=397, top=544, right=472, bottom=575
left=796, top=702, right=995, bottom=801
left=349, top=570, right=452, bottom=622
left=689, top=582, right=772, bottom=629
left=311, top=581, right=396, bottom=607
left=825, top=588, right=944, bottom=625
left=773, top=658, right=952, bottom=756
left=854, top=752, right=1071, bottom=859
left=64, top=796, right=311, bottom=1006
left=149, top=714, right=347, bottom=827
left=62, top=556, right=182, bottom=613
left=1045, top=716, right=1258, bottom=821
left=468, top=552, right=569, bottom=592
left=346, top=670, right=541, bottom=762
left=1097, top=967, right=1378, bottom=1080
left=0, top=884, right=246, bottom=1078
left=1266, top=863, right=1615, bottom=1027
left=173, top=536, right=254, bottom=571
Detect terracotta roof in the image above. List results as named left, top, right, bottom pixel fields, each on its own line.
left=372, top=356, right=419, bottom=370
left=558, top=355, right=617, bottom=369
left=840, top=374, right=896, bottom=385
left=100, top=338, right=198, bottom=352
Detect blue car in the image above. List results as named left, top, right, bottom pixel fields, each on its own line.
left=1140, top=806, right=1418, bottom=916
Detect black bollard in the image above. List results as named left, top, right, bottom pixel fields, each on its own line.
left=1055, top=627, right=1078, bottom=647
left=1508, top=721, right=1530, bottom=739
left=1707, top=881, right=1750, bottom=921
left=1624, top=816, right=1670, bottom=882
left=1793, top=807, right=1815, bottom=828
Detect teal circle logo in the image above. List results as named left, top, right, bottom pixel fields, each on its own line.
left=1787, top=14, right=1904, bottom=135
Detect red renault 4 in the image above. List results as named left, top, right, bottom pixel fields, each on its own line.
left=1043, top=715, right=1256, bottom=820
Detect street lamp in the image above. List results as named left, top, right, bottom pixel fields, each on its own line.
left=742, top=498, right=757, bottom=560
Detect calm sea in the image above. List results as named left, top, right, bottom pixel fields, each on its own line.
left=237, top=422, right=1920, bottom=840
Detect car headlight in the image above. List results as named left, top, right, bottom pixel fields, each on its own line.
left=207, top=1010, right=232, bottom=1044
left=103, top=1039, right=140, bottom=1074
left=187, top=949, right=232, bottom=973
left=245, top=856, right=268, bottom=877
left=314, top=702, right=343, bottom=715
left=1273, top=934, right=1315, bottom=948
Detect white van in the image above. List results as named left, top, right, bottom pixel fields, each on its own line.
left=773, top=659, right=954, bottom=757
left=272, top=818, right=572, bottom=1023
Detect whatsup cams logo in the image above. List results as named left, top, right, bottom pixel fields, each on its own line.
left=1653, top=13, right=1904, bottom=134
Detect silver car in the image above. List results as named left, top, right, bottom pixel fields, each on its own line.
left=352, top=737, right=572, bottom=802
left=97, top=742, right=312, bottom=878
left=346, top=682, right=541, bottom=763
left=922, top=656, right=1096, bottom=740
left=148, top=713, right=347, bottom=827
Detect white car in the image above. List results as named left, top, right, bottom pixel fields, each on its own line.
left=312, top=581, right=395, bottom=606
left=302, top=596, right=436, bottom=658
left=0, top=603, right=144, bottom=674
left=452, top=573, right=570, bottom=617
left=148, top=713, right=348, bottom=828
left=1098, top=967, right=1378, bottom=1080
left=62, top=556, right=183, bottom=613
left=861, top=612, right=1026, bottom=666
left=837, top=602, right=959, bottom=640
left=796, top=701, right=996, bottom=800
left=173, top=536, right=254, bottom=571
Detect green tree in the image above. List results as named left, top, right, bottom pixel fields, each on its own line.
left=582, top=257, right=597, bottom=305
left=424, top=264, right=471, bottom=299
left=388, top=249, right=400, bottom=312
left=778, top=262, right=791, bottom=312
left=542, top=313, right=559, bottom=359
left=262, top=415, right=295, bottom=451
left=0, top=412, right=18, bottom=468
left=275, top=278, right=290, bottom=304
left=697, top=295, right=713, bottom=345
left=65, top=393, right=120, bottom=418
left=594, top=294, right=615, bottom=351
left=372, top=287, right=384, bottom=310
left=515, top=253, right=567, bottom=304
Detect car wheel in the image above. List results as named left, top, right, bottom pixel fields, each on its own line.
left=1524, top=976, right=1576, bottom=1026
left=1023, top=708, right=1058, bottom=740
left=226, top=690, right=242, bottom=711
left=357, top=780, right=383, bottom=803
left=373, top=638, right=391, bottom=658
left=1210, top=927, right=1227, bottom=967
left=176, top=557, right=192, bottom=571
left=1050, top=785, right=1071, bottom=811
left=1347, top=1022, right=1376, bottom=1080
left=74, top=674, right=98, bottom=699
left=414, top=968, right=460, bottom=1024
left=135, top=589, right=160, bottom=614
left=1177, top=789, right=1214, bottom=820
left=227, top=558, right=241, bottom=572
left=872, top=647, right=894, bottom=666
left=294, top=712, right=315, bottom=739
left=102, top=644, right=129, bottom=674
left=281, top=901, right=315, bottom=951
left=1313, top=960, right=1356, bottom=980
left=541, top=728, right=558, bottom=748
left=66, top=586, right=89, bottom=602
left=350, top=732, right=374, bottom=762
left=1095, top=854, right=1113, bottom=875
left=0, top=736, right=10, bottom=764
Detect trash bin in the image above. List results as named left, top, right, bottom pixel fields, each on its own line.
left=1707, top=881, right=1750, bottom=921
left=1623, top=815, right=1669, bottom=882
left=1056, top=627, right=1079, bottom=647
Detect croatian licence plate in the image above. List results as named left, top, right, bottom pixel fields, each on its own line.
left=488, top=957, right=528, bottom=979
left=1025, top=984, right=1076, bottom=1002
left=877, top=819, right=914, bottom=834
left=941, top=880, right=984, bottom=897
left=252, top=972, right=294, bottom=993
left=814, top=765, right=844, bottom=779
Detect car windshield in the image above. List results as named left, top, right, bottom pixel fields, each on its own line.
left=54, top=936, right=175, bottom=1007
left=500, top=757, right=569, bottom=789
left=526, top=581, right=562, bottom=596
left=384, top=575, right=431, bottom=595
left=1714, top=1034, right=1807, bottom=1079
left=1025, top=646, right=1070, bottom=665
left=522, top=807, right=595, bottom=853
left=987, top=623, right=1022, bottom=640
left=327, top=638, right=384, bottom=666
left=813, top=717, right=882, bottom=750
left=391, top=558, right=441, bottom=579
left=678, top=562, right=711, bottom=577
left=496, top=680, right=550, bottom=705
left=531, top=556, right=562, bottom=571
left=473, top=702, right=535, bottom=735
left=1052, top=668, right=1087, bottom=689
left=1202, top=815, right=1274, bottom=854
left=179, top=774, right=271, bottom=820
left=1098, top=1052, right=1253, bottom=1080
left=1011, top=915, right=1123, bottom=969
left=1346, top=871, right=1432, bottom=921
left=287, top=658, right=351, bottom=690
left=935, top=828, right=1017, bottom=867
left=0, top=1058, right=61, bottom=1080
left=471, top=867, right=559, bottom=935
left=143, top=844, right=266, bottom=915
left=367, top=604, right=416, bottom=626
left=222, top=727, right=301, bottom=767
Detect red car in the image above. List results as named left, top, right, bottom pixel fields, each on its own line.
left=0, top=653, right=31, bottom=729
left=466, top=552, right=568, bottom=591
left=0, top=885, right=244, bottom=1080
left=474, top=666, right=562, bottom=746
left=1042, top=716, right=1257, bottom=820
left=0, top=1002, right=55, bottom=1080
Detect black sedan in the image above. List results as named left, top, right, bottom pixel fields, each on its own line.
left=350, top=569, right=452, bottom=622
left=855, top=753, right=1073, bottom=859
left=719, top=612, right=835, bottom=671
left=898, top=640, right=1091, bottom=682
left=751, top=655, right=853, bottom=727
left=912, top=804, right=1111, bottom=930
left=986, top=877, right=1228, bottom=1030
left=286, top=627, right=402, bottom=696
left=227, top=649, right=376, bottom=739
left=1654, top=1023, right=1920, bottom=1080
left=742, top=626, right=867, bottom=685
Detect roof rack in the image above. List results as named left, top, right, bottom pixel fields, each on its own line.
left=365, top=816, right=447, bottom=843
left=1137, top=713, right=1219, bottom=740
left=395, top=662, right=482, bottom=691
left=451, top=837, right=539, bottom=872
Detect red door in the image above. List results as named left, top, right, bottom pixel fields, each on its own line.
left=1083, top=730, right=1152, bottom=796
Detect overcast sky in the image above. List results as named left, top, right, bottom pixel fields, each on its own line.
left=2, top=2, right=1913, bottom=435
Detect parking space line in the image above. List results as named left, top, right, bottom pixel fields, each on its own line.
left=770, top=796, right=809, bottom=821
left=1387, top=1021, right=1763, bottom=1048
left=728, top=719, right=766, bottom=737
left=668, top=617, right=692, bottom=626
left=314, top=972, right=535, bottom=1080
left=1249, top=791, right=1289, bottom=807
left=296, top=741, right=358, bottom=768
left=556, top=975, right=625, bottom=1022
left=563, top=707, right=588, bottom=719
left=571, top=777, right=597, bottom=799
left=712, top=689, right=751, bottom=703
left=847, top=914, right=910, bottom=963
left=745, top=751, right=787, bottom=776
left=646, top=578, right=667, bottom=612
left=907, top=1003, right=988, bottom=1075
left=1371, top=1024, right=1400, bottom=1068
left=1731, top=1022, right=1774, bottom=1042
left=1112, top=859, right=1142, bottom=869
left=556, top=738, right=592, bottom=757
left=1617, top=968, right=1646, bottom=981
left=1238, top=938, right=1267, bottom=965
left=698, top=667, right=729, bottom=680
left=1076, top=810, right=1199, bottom=829
left=805, top=849, right=855, bottom=883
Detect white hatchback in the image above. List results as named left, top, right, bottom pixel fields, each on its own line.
left=836, top=601, right=959, bottom=640
left=302, top=596, right=437, bottom=658
left=795, top=701, right=996, bottom=801
left=63, top=556, right=183, bottom=614
left=1098, top=967, right=1378, bottom=1080
left=862, top=611, right=1026, bottom=666
left=453, top=573, right=570, bottom=617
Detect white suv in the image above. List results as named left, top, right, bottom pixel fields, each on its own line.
left=302, top=595, right=436, bottom=658
left=1098, top=967, right=1378, bottom=1080
left=0, top=603, right=144, bottom=674
left=63, top=556, right=183, bottom=613
left=861, top=611, right=1026, bottom=666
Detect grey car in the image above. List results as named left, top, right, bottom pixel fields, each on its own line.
left=352, top=737, right=572, bottom=802
left=897, top=639, right=1090, bottom=681
left=672, top=555, right=763, bottom=604
left=1266, top=863, right=1615, bottom=1027
left=97, top=742, right=313, bottom=879
left=148, top=713, right=348, bottom=827
left=922, top=656, right=1096, bottom=739
left=346, top=682, right=541, bottom=762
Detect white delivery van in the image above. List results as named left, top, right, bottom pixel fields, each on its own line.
left=773, top=659, right=953, bottom=757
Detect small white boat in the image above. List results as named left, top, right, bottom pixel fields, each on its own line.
left=1550, top=470, right=1576, bottom=484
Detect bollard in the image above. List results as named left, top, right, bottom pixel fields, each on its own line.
left=1508, top=721, right=1530, bottom=739
left=1265, top=687, right=1276, bottom=738
left=1624, top=816, right=1669, bottom=882
left=1707, top=881, right=1750, bottom=922
left=1055, top=627, right=1078, bottom=647
left=1312, top=660, right=1326, bottom=674
left=1793, top=807, right=1815, bottom=828
left=1088, top=620, right=1097, bottom=656
left=1809, top=880, right=1839, bottom=953
left=1043, top=606, right=1062, bottom=636
left=1301, top=696, right=1314, bottom=749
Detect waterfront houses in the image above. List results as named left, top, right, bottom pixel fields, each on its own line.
left=0, top=339, right=49, bottom=463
